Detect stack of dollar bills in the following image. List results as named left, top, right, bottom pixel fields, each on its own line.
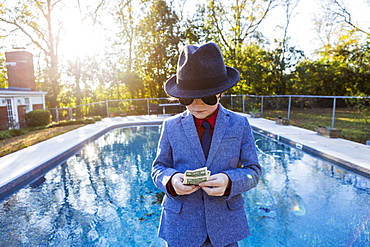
left=183, top=167, right=211, bottom=185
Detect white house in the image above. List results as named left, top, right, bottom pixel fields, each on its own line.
left=0, top=51, right=47, bottom=129
left=0, top=88, right=47, bottom=129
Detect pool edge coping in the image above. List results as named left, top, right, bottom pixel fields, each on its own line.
left=251, top=126, right=370, bottom=179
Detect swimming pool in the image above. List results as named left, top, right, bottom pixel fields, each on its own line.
left=0, top=125, right=369, bottom=246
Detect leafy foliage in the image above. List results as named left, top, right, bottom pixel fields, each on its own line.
left=0, top=0, right=368, bottom=109
left=0, top=128, right=27, bottom=140
left=134, top=0, right=182, bottom=98
left=0, top=53, right=7, bottom=88
left=26, top=110, right=51, bottom=127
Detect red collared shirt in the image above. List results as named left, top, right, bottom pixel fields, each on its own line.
left=193, top=105, right=219, bottom=139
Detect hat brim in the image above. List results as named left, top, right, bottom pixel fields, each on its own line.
left=165, top=66, right=240, bottom=98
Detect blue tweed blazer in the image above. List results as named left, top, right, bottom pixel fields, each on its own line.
left=151, top=105, right=261, bottom=247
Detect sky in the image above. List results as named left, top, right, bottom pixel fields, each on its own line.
left=1, top=0, right=369, bottom=60
left=181, top=0, right=370, bottom=58
left=267, top=0, right=369, bottom=56
left=257, top=0, right=370, bottom=57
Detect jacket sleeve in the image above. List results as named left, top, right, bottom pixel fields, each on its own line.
left=151, top=120, right=178, bottom=197
left=223, top=117, right=261, bottom=199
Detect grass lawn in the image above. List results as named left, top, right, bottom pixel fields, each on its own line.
left=0, top=125, right=84, bottom=157
left=262, top=107, right=370, bottom=144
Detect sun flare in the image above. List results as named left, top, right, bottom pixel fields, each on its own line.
left=57, top=5, right=113, bottom=61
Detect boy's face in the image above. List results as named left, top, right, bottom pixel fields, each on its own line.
left=186, top=94, right=220, bottom=119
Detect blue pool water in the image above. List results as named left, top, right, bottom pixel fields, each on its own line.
left=1, top=125, right=369, bottom=246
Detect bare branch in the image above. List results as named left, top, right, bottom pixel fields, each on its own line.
left=208, top=1, right=231, bottom=50
left=332, top=0, right=370, bottom=36
left=0, top=17, right=49, bottom=55
left=51, top=0, right=62, bottom=10
left=33, top=0, right=48, bottom=20
left=242, top=0, right=280, bottom=40
left=281, top=0, right=300, bottom=50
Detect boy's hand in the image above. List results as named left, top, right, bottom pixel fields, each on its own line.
left=199, top=173, right=230, bottom=196
left=171, top=173, right=200, bottom=195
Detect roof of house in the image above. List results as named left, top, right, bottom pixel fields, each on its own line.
left=0, top=87, right=47, bottom=96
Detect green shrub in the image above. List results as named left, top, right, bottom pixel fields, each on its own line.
left=0, top=130, right=13, bottom=140
left=49, top=117, right=96, bottom=127
left=9, top=128, right=27, bottom=136
left=26, top=110, right=51, bottom=127
left=83, top=117, right=96, bottom=124
left=0, top=128, right=28, bottom=140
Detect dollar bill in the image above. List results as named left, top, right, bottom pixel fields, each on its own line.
left=183, top=167, right=211, bottom=185
left=184, top=167, right=208, bottom=177
left=183, top=176, right=209, bottom=185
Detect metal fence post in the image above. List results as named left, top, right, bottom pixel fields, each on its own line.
left=105, top=99, right=109, bottom=117
left=69, top=106, right=73, bottom=120
left=56, top=107, right=59, bottom=122
left=147, top=99, right=150, bottom=115
left=242, top=95, right=245, bottom=113
left=332, top=97, right=337, bottom=128
left=260, top=96, right=264, bottom=116
left=288, top=96, right=292, bottom=119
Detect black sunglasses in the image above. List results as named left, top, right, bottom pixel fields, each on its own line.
left=178, top=95, right=220, bottom=106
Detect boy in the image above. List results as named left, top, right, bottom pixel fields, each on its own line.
left=151, top=42, right=261, bottom=247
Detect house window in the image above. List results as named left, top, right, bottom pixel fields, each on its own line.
left=25, top=98, right=31, bottom=113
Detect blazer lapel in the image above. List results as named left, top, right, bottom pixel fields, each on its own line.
left=181, top=111, right=207, bottom=165
left=206, top=105, right=230, bottom=167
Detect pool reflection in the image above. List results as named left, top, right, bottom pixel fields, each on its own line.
left=0, top=126, right=164, bottom=247
left=242, top=134, right=370, bottom=246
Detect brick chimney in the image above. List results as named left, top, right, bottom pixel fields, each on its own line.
left=5, top=51, right=36, bottom=90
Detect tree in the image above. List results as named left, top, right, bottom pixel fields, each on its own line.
left=310, top=0, right=370, bottom=96
left=235, top=43, right=273, bottom=95
left=202, top=0, right=278, bottom=53
left=196, top=0, right=279, bottom=94
left=0, top=0, right=63, bottom=108
left=0, top=53, right=7, bottom=88
left=64, top=0, right=107, bottom=117
left=170, top=0, right=212, bottom=45
left=293, top=33, right=370, bottom=97
left=314, top=0, right=370, bottom=54
left=135, top=0, right=182, bottom=98
left=114, top=0, right=144, bottom=98
left=329, top=0, right=370, bottom=36
left=265, top=0, right=305, bottom=95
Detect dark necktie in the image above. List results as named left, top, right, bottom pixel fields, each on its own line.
left=201, top=120, right=212, bottom=159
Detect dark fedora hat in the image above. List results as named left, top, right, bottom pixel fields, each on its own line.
left=165, top=42, right=240, bottom=98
